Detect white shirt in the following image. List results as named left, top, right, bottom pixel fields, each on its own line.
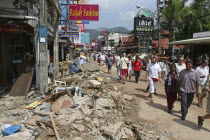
left=100, top=55, right=105, bottom=61
left=175, top=63, right=186, bottom=75
left=196, top=66, right=209, bottom=85
left=120, top=57, right=129, bottom=69
left=146, top=63, right=162, bottom=79
left=116, top=56, right=121, bottom=66
left=128, top=60, right=133, bottom=71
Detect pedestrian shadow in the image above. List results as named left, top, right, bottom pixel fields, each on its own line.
left=135, top=88, right=147, bottom=93
left=145, top=102, right=181, bottom=118
left=155, top=93, right=167, bottom=99
left=133, top=94, right=148, bottom=100
left=173, top=118, right=210, bottom=132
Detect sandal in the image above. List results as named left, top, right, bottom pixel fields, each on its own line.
left=150, top=99, right=154, bottom=103
left=198, top=116, right=204, bottom=127
left=146, top=95, right=151, bottom=100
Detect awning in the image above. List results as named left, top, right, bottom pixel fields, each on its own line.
left=167, top=37, right=210, bottom=45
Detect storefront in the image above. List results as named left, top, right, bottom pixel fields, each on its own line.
left=167, top=36, right=210, bottom=66
left=0, top=24, right=34, bottom=86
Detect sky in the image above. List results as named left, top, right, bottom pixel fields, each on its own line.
left=85, top=0, right=194, bottom=30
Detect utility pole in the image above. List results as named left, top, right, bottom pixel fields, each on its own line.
left=157, top=0, right=161, bottom=54
left=38, top=0, right=48, bottom=93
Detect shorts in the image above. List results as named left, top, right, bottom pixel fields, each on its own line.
left=121, top=69, right=128, bottom=76
left=127, top=69, right=132, bottom=76
left=206, top=95, right=210, bottom=113
left=198, top=85, right=208, bottom=94
left=108, top=65, right=112, bottom=70
left=149, top=77, right=158, bottom=94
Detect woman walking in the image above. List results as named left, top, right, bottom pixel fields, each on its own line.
left=164, top=64, right=178, bottom=113
left=133, top=56, right=142, bottom=83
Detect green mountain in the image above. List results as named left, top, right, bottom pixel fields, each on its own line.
left=85, top=27, right=130, bottom=41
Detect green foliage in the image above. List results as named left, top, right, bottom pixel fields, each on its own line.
left=161, top=0, right=210, bottom=40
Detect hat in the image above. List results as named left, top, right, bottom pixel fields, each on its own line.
left=25, top=52, right=33, bottom=57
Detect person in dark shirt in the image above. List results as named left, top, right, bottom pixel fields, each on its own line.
left=165, top=64, right=178, bottom=113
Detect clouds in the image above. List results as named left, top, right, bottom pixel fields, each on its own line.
left=88, top=0, right=111, bottom=9
left=85, top=0, right=157, bottom=30
left=119, top=11, right=136, bottom=21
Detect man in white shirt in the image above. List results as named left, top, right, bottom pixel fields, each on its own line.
left=100, top=53, right=106, bottom=67
left=175, top=57, right=186, bottom=100
left=175, top=57, right=186, bottom=75
left=145, top=56, right=162, bottom=103
left=116, top=54, right=122, bottom=80
left=120, top=53, right=129, bottom=84
left=196, top=60, right=209, bottom=107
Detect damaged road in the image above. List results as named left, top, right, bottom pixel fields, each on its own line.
left=0, top=64, right=174, bottom=140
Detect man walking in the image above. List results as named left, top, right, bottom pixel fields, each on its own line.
left=196, top=60, right=209, bottom=107
left=106, top=54, right=113, bottom=74
left=120, top=53, right=129, bottom=84
left=198, top=74, right=210, bottom=127
left=116, top=54, right=122, bottom=80
left=145, top=56, right=162, bottom=103
left=178, top=60, right=199, bottom=120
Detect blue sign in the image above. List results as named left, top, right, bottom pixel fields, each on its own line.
left=80, top=33, right=90, bottom=43
left=73, top=21, right=89, bottom=24
left=59, top=32, right=79, bottom=37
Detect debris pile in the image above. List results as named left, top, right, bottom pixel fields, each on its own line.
left=0, top=69, right=173, bottom=140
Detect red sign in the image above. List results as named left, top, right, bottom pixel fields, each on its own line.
left=69, top=4, right=99, bottom=21
left=0, top=25, right=20, bottom=33
left=75, top=24, right=84, bottom=33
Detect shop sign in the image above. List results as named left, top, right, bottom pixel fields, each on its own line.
left=0, top=25, right=20, bottom=33
left=73, top=20, right=89, bottom=24
left=75, top=24, right=84, bottom=33
left=134, top=17, right=154, bottom=36
left=59, top=32, right=79, bottom=37
left=80, top=33, right=90, bottom=43
left=67, top=25, right=79, bottom=32
left=69, top=4, right=99, bottom=21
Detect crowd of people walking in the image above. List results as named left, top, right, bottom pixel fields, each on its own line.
left=89, top=51, right=210, bottom=127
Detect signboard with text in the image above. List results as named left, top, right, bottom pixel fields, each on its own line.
left=73, top=20, right=89, bottom=24
left=0, top=25, right=20, bottom=33
left=69, top=4, right=99, bottom=21
left=134, top=17, right=154, bottom=36
left=59, top=32, right=79, bottom=37
left=67, top=25, right=79, bottom=32
left=75, top=24, right=84, bottom=32
left=80, top=33, right=90, bottom=43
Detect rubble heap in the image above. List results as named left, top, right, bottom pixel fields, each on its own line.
left=0, top=69, right=173, bottom=140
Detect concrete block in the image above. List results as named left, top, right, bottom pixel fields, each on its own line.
left=51, top=95, right=72, bottom=112
left=100, top=121, right=124, bottom=137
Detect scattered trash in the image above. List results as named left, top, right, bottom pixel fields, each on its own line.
left=25, top=101, right=42, bottom=109
left=1, top=124, right=21, bottom=136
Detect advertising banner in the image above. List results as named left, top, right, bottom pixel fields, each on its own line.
left=74, top=36, right=81, bottom=44
left=75, top=24, right=84, bottom=32
left=0, top=25, right=20, bottom=33
left=134, top=17, right=154, bottom=36
left=69, top=4, right=99, bottom=21
left=80, top=33, right=90, bottom=43
left=59, top=32, right=79, bottom=37
left=67, top=25, right=79, bottom=32
left=73, top=20, right=89, bottom=24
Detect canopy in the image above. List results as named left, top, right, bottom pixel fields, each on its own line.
left=166, top=37, right=210, bottom=45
